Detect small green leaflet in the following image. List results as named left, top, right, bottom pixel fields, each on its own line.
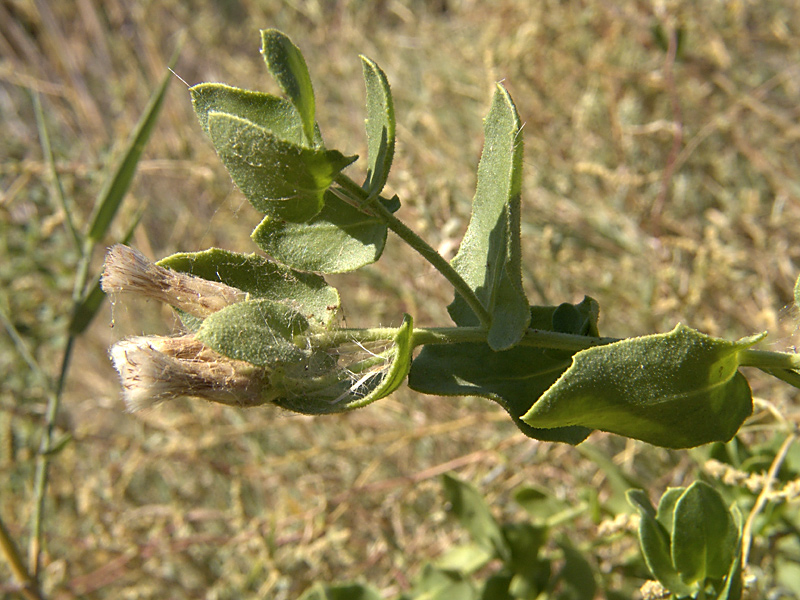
left=260, top=29, right=317, bottom=146
left=197, top=298, right=310, bottom=367
left=448, top=84, right=529, bottom=351
left=190, top=82, right=320, bottom=148
left=360, top=56, right=395, bottom=196
left=207, top=111, right=356, bottom=222
left=251, top=190, right=392, bottom=274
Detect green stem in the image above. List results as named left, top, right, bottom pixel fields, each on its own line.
left=762, top=368, right=800, bottom=389
left=33, top=91, right=81, bottom=252
left=28, top=239, right=94, bottom=577
left=333, top=174, right=493, bottom=328
left=0, top=516, right=44, bottom=600
left=739, top=348, right=800, bottom=370
left=741, top=431, right=798, bottom=568
left=310, top=324, right=619, bottom=352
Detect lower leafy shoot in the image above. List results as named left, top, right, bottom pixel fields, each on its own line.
left=296, top=474, right=600, bottom=600
left=628, top=483, right=744, bottom=600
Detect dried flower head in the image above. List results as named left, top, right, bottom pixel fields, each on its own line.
left=101, top=245, right=246, bottom=318
left=110, top=334, right=278, bottom=411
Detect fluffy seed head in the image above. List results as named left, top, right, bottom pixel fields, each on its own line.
left=101, top=245, right=246, bottom=317
left=109, top=334, right=277, bottom=411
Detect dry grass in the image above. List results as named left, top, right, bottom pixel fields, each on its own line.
left=1, top=0, right=800, bottom=598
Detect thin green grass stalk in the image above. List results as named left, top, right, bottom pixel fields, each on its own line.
left=85, top=46, right=180, bottom=243
left=26, top=49, right=178, bottom=579
left=0, top=306, right=50, bottom=385
left=0, top=517, right=44, bottom=600
left=32, top=92, right=80, bottom=251
left=741, top=430, right=798, bottom=568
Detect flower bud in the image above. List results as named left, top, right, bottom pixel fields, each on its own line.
left=101, top=245, right=246, bottom=317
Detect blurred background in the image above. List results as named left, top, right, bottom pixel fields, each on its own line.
left=1, top=0, right=799, bottom=597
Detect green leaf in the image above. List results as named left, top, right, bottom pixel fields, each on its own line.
left=251, top=190, right=390, bottom=273
left=207, top=111, right=356, bottom=222
left=197, top=298, right=309, bottom=367
left=408, top=301, right=596, bottom=445
left=716, top=554, right=743, bottom=600
left=345, top=314, right=414, bottom=407
left=298, top=583, right=382, bottom=600
left=448, top=84, right=529, bottom=350
left=522, top=325, right=765, bottom=448
left=514, top=485, right=571, bottom=524
left=555, top=537, right=597, bottom=600
left=655, top=487, right=686, bottom=535
left=436, top=543, right=494, bottom=574
left=260, top=29, right=316, bottom=145
left=87, top=58, right=175, bottom=242
left=441, top=474, right=509, bottom=560
left=360, top=56, right=395, bottom=196
left=577, top=442, right=642, bottom=515
left=271, top=314, right=414, bottom=414
left=157, top=248, right=340, bottom=328
left=502, top=522, right=548, bottom=575
left=671, top=481, right=739, bottom=585
left=190, top=83, right=315, bottom=147
left=407, top=565, right=477, bottom=600
left=627, top=489, right=694, bottom=597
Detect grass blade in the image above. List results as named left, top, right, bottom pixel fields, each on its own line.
left=32, top=91, right=81, bottom=251
left=86, top=48, right=179, bottom=242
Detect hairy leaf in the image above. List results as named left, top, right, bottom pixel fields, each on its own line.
left=190, top=82, right=319, bottom=147
left=408, top=299, right=597, bottom=445
left=207, top=112, right=356, bottom=222
left=448, top=84, right=529, bottom=350
left=157, top=248, right=340, bottom=328
left=251, top=190, right=390, bottom=273
left=656, top=487, right=686, bottom=535
left=523, top=325, right=765, bottom=448
left=260, top=29, right=316, bottom=145
left=360, top=56, right=395, bottom=196
left=197, top=298, right=309, bottom=367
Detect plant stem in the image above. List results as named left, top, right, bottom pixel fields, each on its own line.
left=0, top=517, right=45, bottom=600
left=333, top=174, right=493, bottom=328
left=741, top=430, right=798, bottom=568
left=310, top=324, right=618, bottom=352
left=33, top=91, right=81, bottom=252
left=739, top=348, right=800, bottom=370
left=28, top=240, right=93, bottom=577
